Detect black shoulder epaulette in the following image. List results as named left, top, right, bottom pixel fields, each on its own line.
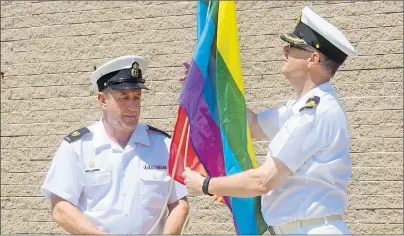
left=299, top=96, right=320, bottom=112
left=64, top=127, right=91, bottom=143
left=147, top=125, right=171, bottom=138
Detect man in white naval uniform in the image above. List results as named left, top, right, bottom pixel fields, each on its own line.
left=182, top=7, right=356, bottom=234
left=41, top=56, right=189, bottom=234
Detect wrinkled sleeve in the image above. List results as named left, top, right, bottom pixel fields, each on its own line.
left=257, top=105, right=292, bottom=141
left=168, top=179, right=189, bottom=204
left=268, top=111, right=325, bottom=172
left=41, top=141, right=84, bottom=206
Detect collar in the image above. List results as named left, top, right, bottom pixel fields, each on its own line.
left=291, top=81, right=334, bottom=115
left=90, top=118, right=109, bottom=148
left=128, top=123, right=150, bottom=147
left=91, top=118, right=150, bottom=149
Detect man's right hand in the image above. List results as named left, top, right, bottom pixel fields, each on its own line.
left=51, top=194, right=106, bottom=234
left=179, top=61, right=191, bottom=81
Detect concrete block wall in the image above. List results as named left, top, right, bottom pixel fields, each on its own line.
left=1, top=1, right=402, bottom=234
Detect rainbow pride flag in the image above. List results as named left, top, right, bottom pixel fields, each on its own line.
left=168, top=1, right=267, bottom=234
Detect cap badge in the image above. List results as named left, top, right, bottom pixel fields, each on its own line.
left=71, top=131, right=80, bottom=137
left=131, top=62, right=140, bottom=78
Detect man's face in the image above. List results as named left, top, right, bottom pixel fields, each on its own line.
left=101, top=89, right=142, bottom=131
left=281, top=44, right=316, bottom=91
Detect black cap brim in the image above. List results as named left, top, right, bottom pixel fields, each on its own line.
left=109, top=81, right=149, bottom=90
left=280, top=32, right=308, bottom=46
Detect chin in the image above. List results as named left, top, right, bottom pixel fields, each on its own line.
left=281, top=66, right=290, bottom=77
left=280, top=66, right=286, bottom=74
left=120, top=119, right=139, bottom=131
left=281, top=71, right=291, bottom=81
left=125, top=122, right=138, bottom=129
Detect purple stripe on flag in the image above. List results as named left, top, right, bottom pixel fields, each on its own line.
left=180, top=62, right=226, bottom=178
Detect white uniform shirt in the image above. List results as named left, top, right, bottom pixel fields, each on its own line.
left=257, top=82, right=352, bottom=226
left=41, top=120, right=188, bottom=234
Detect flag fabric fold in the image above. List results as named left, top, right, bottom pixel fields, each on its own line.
left=168, top=1, right=267, bottom=234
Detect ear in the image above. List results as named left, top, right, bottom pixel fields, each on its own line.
left=307, top=52, right=321, bottom=69
left=98, top=92, right=107, bottom=109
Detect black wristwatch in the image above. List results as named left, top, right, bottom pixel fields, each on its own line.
left=202, top=177, right=213, bottom=196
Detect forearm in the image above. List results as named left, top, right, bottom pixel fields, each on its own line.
left=208, top=158, right=290, bottom=197
left=209, top=169, right=268, bottom=198
left=51, top=196, right=105, bottom=234
left=163, top=198, right=189, bottom=234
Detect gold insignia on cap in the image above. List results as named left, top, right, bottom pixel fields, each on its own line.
left=283, top=33, right=305, bottom=43
left=296, top=14, right=301, bottom=25
left=131, top=62, right=139, bottom=78
left=316, top=44, right=320, bottom=48
left=89, top=160, right=95, bottom=168
left=72, top=131, right=80, bottom=137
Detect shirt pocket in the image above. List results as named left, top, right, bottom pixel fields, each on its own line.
left=83, top=171, right=112, bottom=211
left=139, top=169, right=170, bottom=210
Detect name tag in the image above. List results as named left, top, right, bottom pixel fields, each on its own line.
left=143, top=165, right=167, bottom=170
left=85, top=168, right=100, bottom=173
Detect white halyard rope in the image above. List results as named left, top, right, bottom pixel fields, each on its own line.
left=147, top=117, right=189, bottom=235
left=180, top=124, right=192, bottom=235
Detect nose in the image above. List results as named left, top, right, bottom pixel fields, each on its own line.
left=126, top=100, right=137, bottom=111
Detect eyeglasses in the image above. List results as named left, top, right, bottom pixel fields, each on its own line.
left=285, top=44, right=321, bottom=62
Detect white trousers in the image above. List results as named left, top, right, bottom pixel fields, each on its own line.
left=269, top=220, right=351, bottom=234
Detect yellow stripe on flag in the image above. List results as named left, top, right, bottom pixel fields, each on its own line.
left=217, top=1, right=244, bottom=95
left=217, top=1, right=258, bottom=168
left=247, top=125, right=258, bottom=168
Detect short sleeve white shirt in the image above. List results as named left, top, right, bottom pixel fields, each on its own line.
left=41, top=120, right=188, bottom=234
left=257, top=82, right=352, bottom=226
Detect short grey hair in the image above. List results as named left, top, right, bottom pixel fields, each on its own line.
left=305, top=44, right=342, bottom=77
left=101, top=87, right=113, bottom=95
left=319, top=53, right=342, bottom=77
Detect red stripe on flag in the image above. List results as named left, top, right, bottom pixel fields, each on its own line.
left=169, top=106, right=226, bottom=204
left=168, top=106, right=202, bottom=184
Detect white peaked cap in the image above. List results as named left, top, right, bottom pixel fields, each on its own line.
left=90, top=56, right=149, bottom=91
left=281, top=7, right=357, bottom=63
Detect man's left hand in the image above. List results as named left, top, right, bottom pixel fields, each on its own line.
left=182, top=167, right=205, bottom=196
